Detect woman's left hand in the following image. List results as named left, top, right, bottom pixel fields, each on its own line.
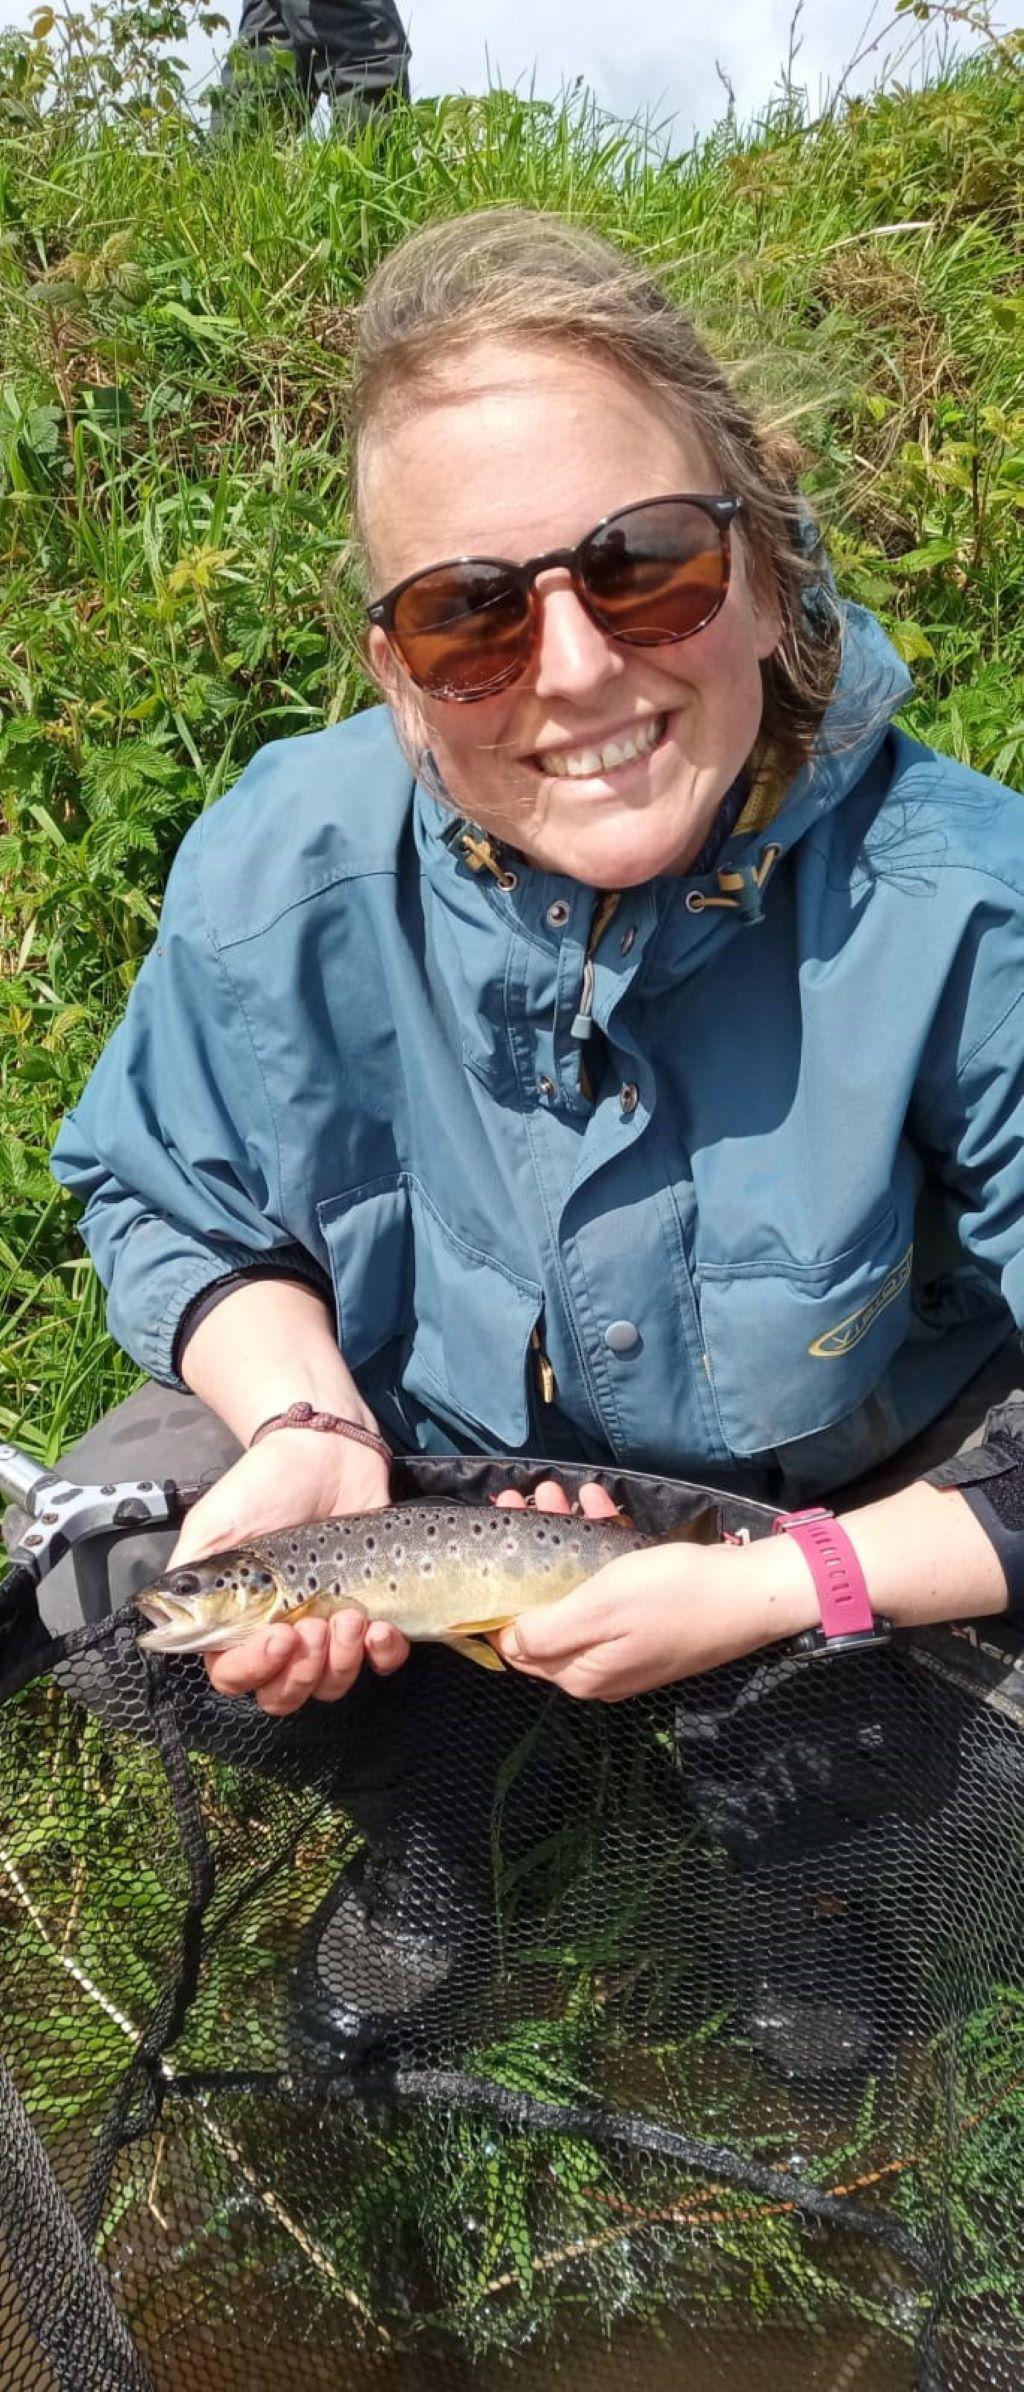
left=491, top=1479, right=815, bottom=1701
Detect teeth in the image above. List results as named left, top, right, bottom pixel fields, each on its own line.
left=539, top=714, right=666, bottom=778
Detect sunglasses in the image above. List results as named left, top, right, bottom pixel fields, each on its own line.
left=366, top=492, right=742, bottom=702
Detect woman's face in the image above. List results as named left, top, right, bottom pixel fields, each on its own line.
left=363, top=341, right=781, bottom=888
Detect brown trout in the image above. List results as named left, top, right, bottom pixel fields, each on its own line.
left=135, top=1499, right=715, bottom=1671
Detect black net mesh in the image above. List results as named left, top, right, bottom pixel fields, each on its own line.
left=2, top=1458, right=1024, bottom=2390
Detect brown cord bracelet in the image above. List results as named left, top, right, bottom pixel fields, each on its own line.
left=248, top=1401, right=392, bottom=1465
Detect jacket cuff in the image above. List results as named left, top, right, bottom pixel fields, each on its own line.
left=102, top=1217, right=331, bottom=1391
left=171, top=1263, right=332, bottom=1380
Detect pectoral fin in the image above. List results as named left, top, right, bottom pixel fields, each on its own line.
left=446, top=1633, right=507, bottom=1672
left=448, top=1614, right=517, bottom=1635
left=662, top=1504, right=720, bottom=1545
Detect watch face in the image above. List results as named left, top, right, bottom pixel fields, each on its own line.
left=791, top=1625, right=893, bottom=1661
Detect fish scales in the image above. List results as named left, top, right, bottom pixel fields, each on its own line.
left=133, top=1500, right=702, bottom=1669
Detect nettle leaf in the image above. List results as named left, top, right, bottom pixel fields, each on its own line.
left=79, top=740, right=181, bottom=814
left=895, top=538, right=959, bottom=575
left=890, top=622, right=936, bottom=664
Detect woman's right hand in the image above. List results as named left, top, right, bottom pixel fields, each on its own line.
left=167, top=1429, right=410, bottom=1715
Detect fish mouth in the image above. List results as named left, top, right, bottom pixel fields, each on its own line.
left=134, top=1591, right=217, bottom=1653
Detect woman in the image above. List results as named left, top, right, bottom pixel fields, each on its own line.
left=51, top=206, right=1024, bottom=1737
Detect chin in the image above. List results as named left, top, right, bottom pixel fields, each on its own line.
left=549, top=827, right=695, bottom=889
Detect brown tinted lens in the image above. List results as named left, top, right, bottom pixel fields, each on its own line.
left=582, top=502, right=728, bottom=643
left=391, top=563, right=531, bottom=696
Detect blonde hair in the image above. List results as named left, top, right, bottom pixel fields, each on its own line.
left=348, top=207, right=840, bottom=785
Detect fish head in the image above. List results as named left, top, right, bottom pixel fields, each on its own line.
left=135, top=1552, right=297, bottom=1654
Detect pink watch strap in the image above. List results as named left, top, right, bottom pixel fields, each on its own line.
left=772, top=1506, right=875, bottom=1637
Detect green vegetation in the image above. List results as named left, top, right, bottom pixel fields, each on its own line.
left=1, top=7, right=1022, bottom=1454
left=1, top=20, right=1023, bottom=2368
left=5, top=1661, right=1024, bottom=2368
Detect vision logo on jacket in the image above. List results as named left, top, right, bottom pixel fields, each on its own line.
left=808, top=1246, right=914, bottom=1359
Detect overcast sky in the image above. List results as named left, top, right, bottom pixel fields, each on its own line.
left=1, top=0, right=1014, bottom=142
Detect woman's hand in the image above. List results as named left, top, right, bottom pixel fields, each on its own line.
left=492, top=1479, right=818, bottom=1700
left=167, top=1429, right=409, bottom=1715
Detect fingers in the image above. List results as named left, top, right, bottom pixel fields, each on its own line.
left=364, top=1620, right=411, bottom=1676
left=578, top=1482, right=621, bottom=1519
left=203, top=1610, right=411, bottom=1711
left=206, top=1613, right=365, bottom=1712
left=493, top=1478, right=621, bottom=1518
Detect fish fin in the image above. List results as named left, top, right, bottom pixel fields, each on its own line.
left=445, top=1613, right=517, bottom=1635
left=446, top=1634, right=507, bottom=1672
left=660, top=1504, right=720, bottom=1545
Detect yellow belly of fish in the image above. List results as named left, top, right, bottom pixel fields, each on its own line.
left=297, top=1555, right=591, bottom=1670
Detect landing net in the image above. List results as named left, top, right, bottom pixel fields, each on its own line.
left=1, top=1457, right=1023, bottom=2390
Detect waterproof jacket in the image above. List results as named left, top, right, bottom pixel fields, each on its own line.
left=51, top=606, right=1024, bottom=1504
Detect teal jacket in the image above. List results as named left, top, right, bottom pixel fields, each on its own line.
left=51, top=606, right=1024, bottom=1503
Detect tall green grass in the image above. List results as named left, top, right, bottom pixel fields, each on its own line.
left=1, top=20, right=1022, bottom=1458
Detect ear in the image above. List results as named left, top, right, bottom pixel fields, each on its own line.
left=751, top=567, right=783, bottom=664
left=365, top=621, right=400, bottom=698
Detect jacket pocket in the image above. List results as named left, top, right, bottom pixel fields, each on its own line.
left=317, top=1171, right=542, bottom=1449
left=698, top=1211, right=915, bottom=1457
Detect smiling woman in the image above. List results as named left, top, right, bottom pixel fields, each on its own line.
left=46, top=202, right=1024, bottom=2049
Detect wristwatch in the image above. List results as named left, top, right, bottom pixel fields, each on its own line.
left=773, top=1506, right=893, bottom=1657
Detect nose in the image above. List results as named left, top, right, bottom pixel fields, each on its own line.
left=528, top=567, right=625, bottom=704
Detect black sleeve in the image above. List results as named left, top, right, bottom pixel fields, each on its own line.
left=925, top=1399, right=1024, bottom=1616
left=171, top=1264, right=333, bottom=1380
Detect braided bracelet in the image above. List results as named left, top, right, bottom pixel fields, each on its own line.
left=248, top=1401, right=392, bottom=1465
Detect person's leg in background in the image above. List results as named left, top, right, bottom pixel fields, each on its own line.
left=215, top=0, right=410, bottom=131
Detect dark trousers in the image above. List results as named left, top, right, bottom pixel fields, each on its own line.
left=223, top=0, right=411, bottom=115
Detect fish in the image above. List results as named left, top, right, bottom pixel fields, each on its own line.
left=134, top=1498, right=717, bottom=1671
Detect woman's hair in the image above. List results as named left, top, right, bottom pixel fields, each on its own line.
left=348, top=207, right=841, bottom=788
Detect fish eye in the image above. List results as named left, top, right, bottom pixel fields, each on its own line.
left=170, top=1570, right=202, bottom=1598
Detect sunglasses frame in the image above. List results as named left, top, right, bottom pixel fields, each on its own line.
left=365, top=492, right=743, bottom=702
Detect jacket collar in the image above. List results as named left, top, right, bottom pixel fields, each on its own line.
left=414, top=601, right=913, bottom=985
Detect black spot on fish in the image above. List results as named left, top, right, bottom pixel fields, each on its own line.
left=551, top=1534, right=562, bottom=1546
left=420, top=1559, right=433, bottom=1576
left=388, top=1578, right=398, bottom=1593
left=362, top=1564, right=374, bottom=1581
left=215, top=1575, right=226, bottom=1589
left=289, top=1541, right=299, bottom=1555
left=365, top=1535, right=376, bottom=1551
left=307, top=1574, right=318, bottom=1591
left=472, top=1522, right=483, bottom=1536
left=427, top=1524, right=437, bottom=1538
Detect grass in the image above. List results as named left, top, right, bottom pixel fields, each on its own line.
left=0, top=11, right=1022, bottom=1457
left=1, top=22, right=1023, bottom=2368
